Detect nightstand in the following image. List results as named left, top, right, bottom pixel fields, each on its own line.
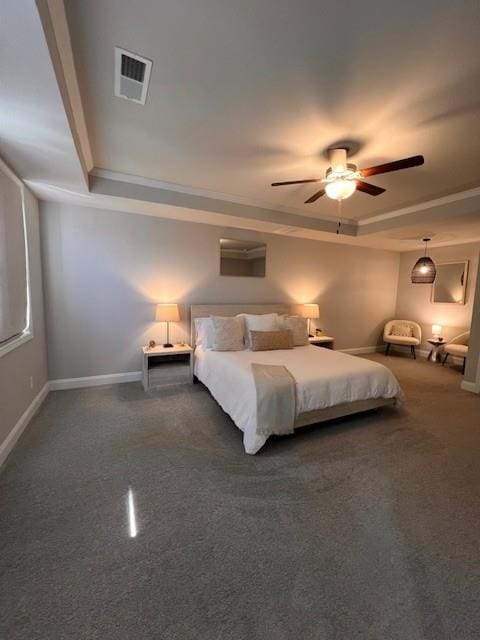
left=142, top=344, right=193, bottom=391
left=309, top=336, right=334, bottom=349
left=427, top=338, right=445, bottom=363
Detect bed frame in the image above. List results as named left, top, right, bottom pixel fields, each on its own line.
left=190, top=304, right=395, bottom=431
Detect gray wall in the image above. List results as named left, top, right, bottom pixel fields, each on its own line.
left=0, top=189, right=48, bottom=447
left=40, top=202, right=400, bottom=379
left=395, top=242, right=480, bottom=350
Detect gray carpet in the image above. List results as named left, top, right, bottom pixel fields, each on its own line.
left=1, top=354, right=479, bottom=639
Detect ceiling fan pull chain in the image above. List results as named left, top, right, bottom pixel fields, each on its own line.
left=336, top=200, right=342, bottom=234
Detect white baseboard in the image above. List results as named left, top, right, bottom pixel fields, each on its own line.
left=48, top=371, right=142, bottom=391
left=0, top=383, right=49, bottom=468
left=341, top=346, right=386, bottom=355
left=387, top=345, right=464, bottom=365
left=418, top=348, right=465, bottom=366
left=386, top=345, right=429, bottom=359
left=0, top=372, right=142, bottom=468
left=460, top=380, right=480, bottom=394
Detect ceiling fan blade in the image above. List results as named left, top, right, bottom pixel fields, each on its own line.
left=360, top=155, right=424, bottom=178
left=356, top=180, right=386, bottom=196
left=304, top=188, right=325, bottom=203
left=271, top=178, right=322, bottom=186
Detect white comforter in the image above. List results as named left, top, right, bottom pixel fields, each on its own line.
left=194, top=345, right=403, bottom=454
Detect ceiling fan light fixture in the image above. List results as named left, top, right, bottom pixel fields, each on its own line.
left=325, top=178, right=356, bottom=200
left=329, top=148, right=348, bottom=174
left=271, top=150, right=424, bottom=205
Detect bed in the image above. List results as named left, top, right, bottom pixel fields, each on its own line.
left=191, top=304, right=403, bottom=454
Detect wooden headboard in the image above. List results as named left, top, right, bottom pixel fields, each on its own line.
left=190, top=303, right=303, bottom=348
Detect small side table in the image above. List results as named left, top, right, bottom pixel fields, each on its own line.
left=142, top=344, right=193, bottom=391
left=427, top=339, right=445, bottom=363
left=309, top=336, right=334, bottom=349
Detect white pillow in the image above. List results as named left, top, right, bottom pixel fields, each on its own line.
left=211, top=316, right=245, bottom=351
left=194, top=317, right=214, bottom=349
left=237, top=313, right=279, bottom=348
left=284, top=316, right=309, bottom=346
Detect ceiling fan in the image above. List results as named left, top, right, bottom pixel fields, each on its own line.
left=271, top=149, right=424, bottom=203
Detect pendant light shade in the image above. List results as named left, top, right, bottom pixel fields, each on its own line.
left=411, top=238, right=436, bottom=284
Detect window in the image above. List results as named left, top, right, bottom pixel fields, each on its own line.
left=0, top=163, right=30, bottom=356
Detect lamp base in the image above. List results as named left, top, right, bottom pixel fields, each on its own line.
left=163, top=342, right=174, bottom=348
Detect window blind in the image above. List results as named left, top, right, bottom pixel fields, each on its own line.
left=0, top=168, right=27, bottom=344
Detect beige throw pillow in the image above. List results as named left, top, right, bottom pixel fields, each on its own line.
left=284, top=316, right=309, bottom=346
left=211, top=316, right=245, bottom=351
left=391, top=324, right=413, bottom=337
left=250, top=330, right=294, bottom=351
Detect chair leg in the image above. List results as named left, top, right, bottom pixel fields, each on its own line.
left=442, top=353, right=449, bottom=366
left=411, top=345, right=416, bottom=360
left=385, top=343, right=390, bottom=356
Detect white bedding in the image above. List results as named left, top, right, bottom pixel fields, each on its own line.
left=194, top=344, right=403, bottom=454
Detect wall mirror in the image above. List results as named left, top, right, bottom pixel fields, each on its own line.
left=219, top=238, right=266, bottom=277
left=431, top=261, right=468, bottom=304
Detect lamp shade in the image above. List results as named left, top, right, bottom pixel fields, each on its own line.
left=432, top=324, right=442, bottom=337
left=411, top=256, right=436, bottom=284
left=411, top=238, right=436, bottom=284
left=155, top=303, right=180, bottom=322
left=301, top=304, right=320, bottom=319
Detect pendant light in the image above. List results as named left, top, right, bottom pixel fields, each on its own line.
left=411, top=238, right=436, bottom=284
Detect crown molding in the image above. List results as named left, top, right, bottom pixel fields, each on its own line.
left=90, top=169, right=480, bottom=241
left=36, top=0, right=93, bottom=185
left=358, top=186, right=480, bottom=226
left=357, top=189, right=480, bottom=236
left=90, top=168, right=356, bottom=226
left=89, top=170, right=358, bottom=236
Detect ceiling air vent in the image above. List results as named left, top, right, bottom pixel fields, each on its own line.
left=114, top=47, right=152, bottom=105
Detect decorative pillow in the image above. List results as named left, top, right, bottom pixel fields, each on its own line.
left=250, top=330, right=294, bottom=351
left=211, top=316, right=245, bottom=351
left=283, top=316, right=309, bottom=346
left=194, top=317, right=214, bottom=349
left=237, top=313, right=279, bottom=347
left=390, top=324, right=413, bottom=337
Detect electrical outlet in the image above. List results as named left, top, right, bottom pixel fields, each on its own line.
left=29, top=376, right=34, bottom=390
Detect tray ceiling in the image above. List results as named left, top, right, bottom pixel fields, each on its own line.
left=64, top=0, right=480, bottom=221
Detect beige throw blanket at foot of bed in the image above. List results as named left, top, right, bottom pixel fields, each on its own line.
left=251, top=363, right=296, bottom=436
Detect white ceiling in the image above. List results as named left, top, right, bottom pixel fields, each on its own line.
left=65, top=0, right=480, bottom=220
left=1, top=0, right=480, bottom=251
left=0, top=1, right=85, bottom=193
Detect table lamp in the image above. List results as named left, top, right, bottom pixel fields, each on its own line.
left=432, top=324, right=443, bottom=340
left=155, top=303, right=180, bottom=347
left=301, top=304, right=320, bottom=336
